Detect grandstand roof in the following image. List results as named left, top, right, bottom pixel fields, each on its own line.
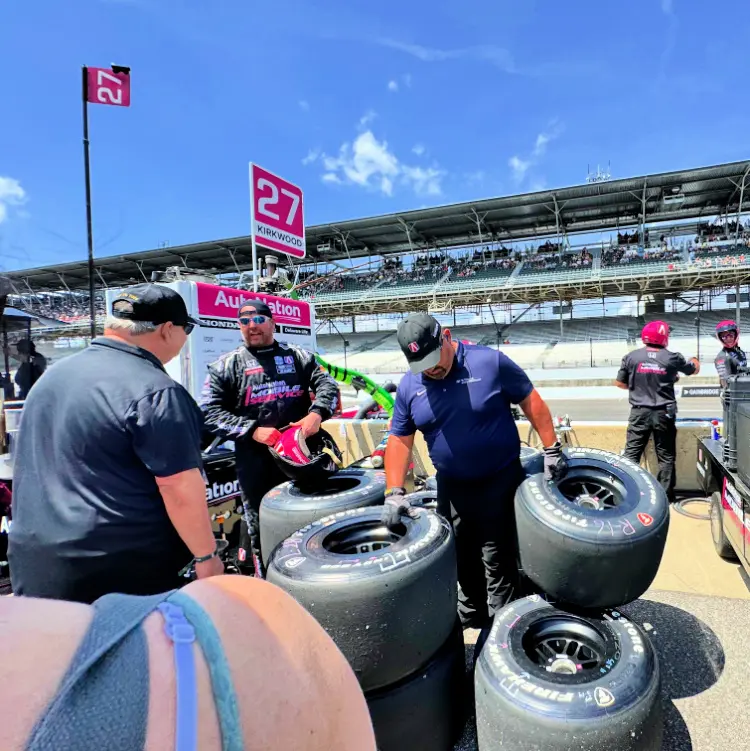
left=4, top=160, right=750, bottom=294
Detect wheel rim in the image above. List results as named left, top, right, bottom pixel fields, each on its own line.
left=522, top=616, right=609, bottom=679
left=557, top=468, right=626, bottom=511
left=322, top=520, right=404, bottom=555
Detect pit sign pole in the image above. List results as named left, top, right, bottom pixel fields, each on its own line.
left=81, top=64, right=131, bottom=338
left=249, top=163, right=306, bottom=293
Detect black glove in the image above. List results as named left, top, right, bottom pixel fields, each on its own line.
left=543, top=442, right=569, bottom=482
left=381, top=488, right=420, bottom=529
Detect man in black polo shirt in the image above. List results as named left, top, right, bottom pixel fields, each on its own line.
left=616, top=320, right=700, bottom=503
left=8, top=284, right=223, bottom=603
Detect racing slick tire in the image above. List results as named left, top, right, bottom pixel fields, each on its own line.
left=475, top=596, right=662, bottom=751
left=259, top=468, right=386, bottom=567
left=515, top=448, right=669, bottom=609
left=520, top=446, right=544, bottom=476
left=366, top=621, right=466, bottom=751
left=710, top=491, right=738, bottom=560
left=266, top=506, right=457, bottom=692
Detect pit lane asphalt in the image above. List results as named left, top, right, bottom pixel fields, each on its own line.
left=454, top=589, right=746, bottom=750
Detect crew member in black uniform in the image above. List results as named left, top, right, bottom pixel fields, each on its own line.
left=714, top=319, right=747, bottom=388
left=200, top=299, right=339, bottom=576
left=615, top=320, right=700, bottom=502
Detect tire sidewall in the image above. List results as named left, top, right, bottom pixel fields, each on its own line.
left=478, top=595, right=658, bottom=720
left=519, top=448, right=667, bottom=544
left=262, top=468, right=386, bottom=512
left=269, top=506, right=452, bottom=581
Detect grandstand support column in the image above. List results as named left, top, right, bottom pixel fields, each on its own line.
left=736, top=283, right=741, bottom=331
left=734, top=164, right=749, bottom=246
left=469, top=209, right=489, bottom=263
left=640, top=179, right=648, bottom=246
left=134, top=261, right=149, bottom=283
left=224, top=247, right=243, bottom=276
left=95, top=269, right=108, bottom=288
left=559, top=300, right=564, bottom=339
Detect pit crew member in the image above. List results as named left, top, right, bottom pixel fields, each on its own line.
left=615, top=320, right=700, bottom=503
left=714, top=319, right=747, bottom=388
left=200, top=299, right=339, bottom=576
left=384, top=313, right=566, bottom=630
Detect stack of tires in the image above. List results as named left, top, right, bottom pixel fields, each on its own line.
left=265, top=506, right=464, bottom=751
left=475, top=448, right=670, bottom=751
left=259, top=466, right=388, bottom=568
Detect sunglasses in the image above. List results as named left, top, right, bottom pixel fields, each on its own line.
left=239, top=314, right=269, bottom=326
left=181, top=323, right=195, bottom=335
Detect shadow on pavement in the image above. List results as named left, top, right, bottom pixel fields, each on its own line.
left=622, top=598, right=726, bottom=751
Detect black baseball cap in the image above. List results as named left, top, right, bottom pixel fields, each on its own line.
left=111, top=284, right=198, bottom=327
left=397, top=313, right=444, bottom=374
left=238, top=299, right=273, bottom=319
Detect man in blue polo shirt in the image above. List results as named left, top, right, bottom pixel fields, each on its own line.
left=8, top=283, right=223, bottom=603
left=384, top=313, right=566, bottom=630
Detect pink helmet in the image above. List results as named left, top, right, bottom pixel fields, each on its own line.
left=716, top=320, right=739, bottom=340
left=270, top=426, right=342, bottom=486
left=642, top=320, right=669, bottom=348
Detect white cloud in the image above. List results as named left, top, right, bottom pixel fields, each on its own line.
left=359, top=110, right=377, bottom=128
left=509, top=121, right=563, bottom=183
left=661, top=0, right=673, bottom=14
left=302, top=148, right=320, bottom=166
left=401, top=165, right=443, bottom=197
left=309, top=124, right=445, bottom=198
left=0, top=176, right=27, bottom=224
left=403, top=73, right=412, bottom=88
left=298, top=99, right=310, bottom=111
left=377, top=39, right=515, bottom=73
left=508, top=156, right=530, bottom=181
left=387, top=80, right=399, bottom=92
left=412, top=143, right=425, bottom=156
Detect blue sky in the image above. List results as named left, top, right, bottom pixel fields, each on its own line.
left=1, top=0, right=749, bottom=272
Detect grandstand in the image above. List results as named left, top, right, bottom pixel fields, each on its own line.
left=3, top=159, right=750, bottom=373
left=317, top=309, right=746, bottom=375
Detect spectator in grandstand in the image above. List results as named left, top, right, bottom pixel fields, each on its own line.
left=200, top=299, right=339, bottom=578
left=615, top=321, right=700, bottom=503
left=13, top=339, right=47, bottom=399
left=714, top=320, right=747, bottom=388
left=8, top=284, right=220, bottom=604
left=383, top=313, right=566, bottom=633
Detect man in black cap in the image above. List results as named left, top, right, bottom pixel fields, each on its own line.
left=384, top=313, right=566, bottom=631
left=200, top=298, right=339, bottom=576
left=13, top=339, right=47, bottom=399
left=9, top=283, right=223, bottom=603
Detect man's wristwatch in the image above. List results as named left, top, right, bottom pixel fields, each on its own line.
left=193, top=544, right=221, bottom=564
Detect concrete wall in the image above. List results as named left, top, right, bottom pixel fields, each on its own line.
left=322, top=419, right=711, bottom=493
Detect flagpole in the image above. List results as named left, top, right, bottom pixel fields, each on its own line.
left=82, top=66, right=97, bottom=340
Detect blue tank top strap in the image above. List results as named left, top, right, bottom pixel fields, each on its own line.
left=166, top=591, right=243, bottom=751
left=25, top=591, right=172, bottom=751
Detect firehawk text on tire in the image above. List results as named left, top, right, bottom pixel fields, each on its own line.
left=259, top=468, right=386, bottom=567
left=266, top=506, right=457, bottom=692
left=515, top=448, right=669, bottom=609
left=475, top=596, right=662, bottom=751
left=366, top=622, right=466, bottom=751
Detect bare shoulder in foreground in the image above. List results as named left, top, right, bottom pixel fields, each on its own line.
left=0, top=575, right=376, bottom=751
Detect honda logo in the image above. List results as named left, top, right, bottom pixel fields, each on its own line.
left=408, top=341, right=420, bottom=353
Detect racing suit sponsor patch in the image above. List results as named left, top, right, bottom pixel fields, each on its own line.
left=274, top=355, right=295, bottom=375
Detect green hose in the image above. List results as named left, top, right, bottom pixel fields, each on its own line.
left=315, top=354, right=396, bottom=417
